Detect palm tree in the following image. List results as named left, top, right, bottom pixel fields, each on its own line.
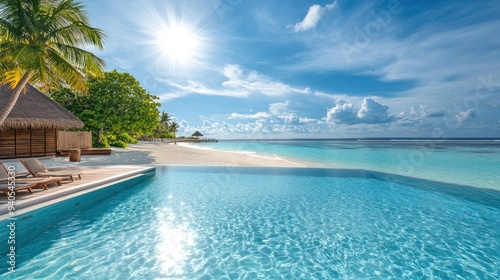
left=159, top=111, right=171, bottom=127
left=0, top=0, right=106, bottom=126
left=161, top=111, right=179, bottom=135
left=154, top=111, right=179, bottom=138
left=168, top=121, right=179, bottom=135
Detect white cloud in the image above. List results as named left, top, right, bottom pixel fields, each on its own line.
left=219, top=101, right=322, bottom=136
left=294, top=5, right=324, bottom=32
left=294, top=1, right=337, bottom=32
left=283, top=113, right=302, bottom=125
left=269, top=101, right=291, bottom=116
left=230, top=100, right=319, bottom=126
left=357, top=98, right=394, bottom=124
left=222, top=64, right=309, bottom=97
left=326, top=99, right=358, bottom=125
left=161, top=64, right=310, bottom=100
left=177, top=119, right=195, bottom=135
left=410, top=105, right=446, bottom=118
left=299, top=117, right=318, bottom=124
left=176, top=118, right=264, bottom=137
left=223, top=64, right=244, bottom=80
left=290, top=1, right=500, bottom=119
left=160, top=80, right=247, bottom=100
left=327, top=98, right=395, bottom=125
left=229, top=112, right=271, bottom=119
left=314, top=91, right=337, bottom=100
left=176, top=98, right=495, bottom=138
left=455, top=110, right=476, bottom=124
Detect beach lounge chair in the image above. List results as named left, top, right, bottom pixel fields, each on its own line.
left=0, top=181, right=38, bottom=195
left=0, top=163, right=65, bottom=189
left=21, top=158, right=82, bottom=182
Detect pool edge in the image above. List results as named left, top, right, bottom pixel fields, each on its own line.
left=0, top=166, right=156, bottom=221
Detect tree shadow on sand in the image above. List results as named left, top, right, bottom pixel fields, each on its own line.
left=74, top=149, right=156, bottom=166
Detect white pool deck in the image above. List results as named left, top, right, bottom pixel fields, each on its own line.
left=0, top=165, right=155, bottom=220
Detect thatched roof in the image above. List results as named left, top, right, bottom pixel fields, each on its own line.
left=192, top=131, right=204, bottom=137
left=0, top=84, right=84, bottom=130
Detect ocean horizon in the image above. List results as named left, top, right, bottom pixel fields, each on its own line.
left=194, top=138, right=500, bottom=191
left=218, top=137, right=500, bottom=141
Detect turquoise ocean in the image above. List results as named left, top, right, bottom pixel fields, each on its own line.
left=195, top=139, right=500, bottom=190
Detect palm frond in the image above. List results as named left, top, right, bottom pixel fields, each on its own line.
left=45, top=0, right=106, bottom=48
left=44, top=47, right=87, bottom=91
left=51, top=43, right=104, bottom=74
left=0, top=0, right=106, bottom=92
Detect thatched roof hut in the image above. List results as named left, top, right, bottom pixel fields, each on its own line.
left=0, top=84, right=84, bottom=159
left=0, top=84, right=83, bottom=130
left=191, top=131, right=204, bottom=137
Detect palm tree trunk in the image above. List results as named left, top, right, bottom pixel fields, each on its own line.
left=96, top=128, right=104, bottom=144
left=0, top=71, right=32, bottom=126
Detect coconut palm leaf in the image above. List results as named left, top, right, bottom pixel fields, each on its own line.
left=0, top=0, right=106, bottom=125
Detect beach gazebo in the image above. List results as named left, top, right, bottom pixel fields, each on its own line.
left=191, top=131, right=204, bottom=139
left=0, top=84, right=84, bottom=159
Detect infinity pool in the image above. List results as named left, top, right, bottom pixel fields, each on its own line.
left=2, top=166, right=499, bottom=279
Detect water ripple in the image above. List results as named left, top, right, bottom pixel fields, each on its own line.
left=3, top=167, right=499, bottom=279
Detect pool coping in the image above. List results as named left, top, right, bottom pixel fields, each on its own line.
left=0, top=166, right=156, bottom=221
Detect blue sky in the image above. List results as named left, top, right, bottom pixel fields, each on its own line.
left=84, top=0, right=500, bottom=138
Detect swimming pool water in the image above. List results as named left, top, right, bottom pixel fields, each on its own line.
left=196, top=140, right=500, bottom=190
left=2, top=166, right=499, bottom=279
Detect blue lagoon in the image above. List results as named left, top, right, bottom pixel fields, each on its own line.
left=197, top=139, right=500, bottom=190
left=1, top=148, right=499, bottom=279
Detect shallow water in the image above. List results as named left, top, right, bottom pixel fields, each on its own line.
left=196, top=139, right=500, bottom=190
left=2, top=166, right=499, bottom=279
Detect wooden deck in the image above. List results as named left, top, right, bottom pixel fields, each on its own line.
left=57, top=148, right=112, bottom=156
left=0, top=165, right=155, bottom=219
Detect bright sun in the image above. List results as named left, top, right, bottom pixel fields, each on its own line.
left=137, top=3, right=209, bottom=69
left=157, top=24, right=201, bottom=64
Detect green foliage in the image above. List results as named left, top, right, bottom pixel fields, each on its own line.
left=84, top=70, right=160, bottom=136
left=92, top=133, right=109, bottom=148
left=116, top=132, right=138, bottom=145
left=101, top=133, right=124, bottom=148
left=0, top=0, right=106, bottom=92
left=90, top=132, right=136, bottom=148
left=150, top=111, right=179, bottom=139
left=108, top=139, right=128, bottom=148
left=51, top=70, right=160, bottom=147
left=106, top=132, right=138, bottom=148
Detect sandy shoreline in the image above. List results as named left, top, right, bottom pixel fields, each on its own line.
left=120, top=141, right=322, bottom=167
left=1, top=141, right=321, bottom=170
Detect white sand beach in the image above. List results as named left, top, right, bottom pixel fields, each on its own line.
left=1, top=141, right=321, bottom=187
left=114, top=141, right=319, bottom=167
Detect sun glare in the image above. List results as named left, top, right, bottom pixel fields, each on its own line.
left=137, top=3, right=210, bottom=70
left=156, top=24, right=202, bottom=64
